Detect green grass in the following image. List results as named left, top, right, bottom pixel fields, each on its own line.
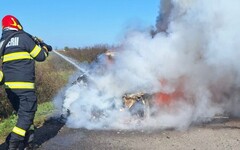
left=0, top=101, right=54, bottom=144
left=34, top=101, right=54, bottom=126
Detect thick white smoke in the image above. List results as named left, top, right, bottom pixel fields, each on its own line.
left=54, top=0, right=240, bottom=130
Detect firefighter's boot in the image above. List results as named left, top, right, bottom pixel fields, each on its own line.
left=22, top=128, right=35, bottom=149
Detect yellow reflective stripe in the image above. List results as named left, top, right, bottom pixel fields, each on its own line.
left=30, top=45, right=41, bottom=58
left=12, top=126, right=26, bottom=137
left=5, top=82, right=35, bottom=89
left=0, top=71, right=3, bottom=82
left=2, top=52, right=32, bottom=63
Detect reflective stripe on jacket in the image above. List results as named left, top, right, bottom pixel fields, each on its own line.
left=0, top=70, right=3, bottom=85
left=5, top=82, right=35, bottom=89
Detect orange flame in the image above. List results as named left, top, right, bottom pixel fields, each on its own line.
left=154, top=78, right=185, bottom=106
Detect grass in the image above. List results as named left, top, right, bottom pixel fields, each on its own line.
left=34, top=101, right=55, bottom=127
left=0, top=101, right=54, bottom=144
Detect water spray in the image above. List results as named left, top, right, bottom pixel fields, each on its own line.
left=52, top=50, right=88, bottom=76
left=52, top=50, right=93, bottom=121
left=52, top=49, right=96, bottom=89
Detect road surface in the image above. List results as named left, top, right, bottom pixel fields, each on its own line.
left=34, top=117, right=240, bottom=150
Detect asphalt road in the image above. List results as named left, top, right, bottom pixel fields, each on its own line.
left=36, top=118, right=240, bottom=150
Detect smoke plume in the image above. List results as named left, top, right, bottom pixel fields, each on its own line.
left=54, top=0, right=240, bottom=130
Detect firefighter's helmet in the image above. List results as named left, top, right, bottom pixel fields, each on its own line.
left=2, top=15, right=23, bottom=30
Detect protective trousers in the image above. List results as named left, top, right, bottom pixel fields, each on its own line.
left=5, top=90, right=37, bottom=149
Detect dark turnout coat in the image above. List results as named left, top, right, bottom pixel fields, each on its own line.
left=0, top=30, right=48, bottom=92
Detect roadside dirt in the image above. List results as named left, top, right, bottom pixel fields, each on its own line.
left=1, top=117, right=240, bottom=150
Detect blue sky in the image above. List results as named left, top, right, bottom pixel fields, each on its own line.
left=1, top=0, right=160, bottom=49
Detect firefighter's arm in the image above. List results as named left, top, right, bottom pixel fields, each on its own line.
left=33, top=36, right=52, bottom=53
left=0, top=70, right=4, bottom=85
left=25, top=35, right=51, bottom=62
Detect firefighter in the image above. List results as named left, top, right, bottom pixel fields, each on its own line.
left=0, top=15, right=52, bottom=149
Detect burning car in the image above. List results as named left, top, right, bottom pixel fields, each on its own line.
left=60, top=50, right=187, bottom=122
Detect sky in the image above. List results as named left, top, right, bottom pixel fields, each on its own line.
left=0, top=0, right=160, bottom=49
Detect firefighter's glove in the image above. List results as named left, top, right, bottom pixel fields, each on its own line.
left=40, top=42, right=52, bottom=52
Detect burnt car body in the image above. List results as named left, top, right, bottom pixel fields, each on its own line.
left=60, top=51, right=187, bottom=121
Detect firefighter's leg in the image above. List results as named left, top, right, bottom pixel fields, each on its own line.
left=6, top=90, right=20, bottom=112
left=5, top=90, right=22, bottom=150
left=8, top=92, right=37, bottom=150
left=5, top=133, right=11, bottom=149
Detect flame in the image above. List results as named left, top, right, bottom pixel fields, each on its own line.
left=154, top=78, right=185, bottom=106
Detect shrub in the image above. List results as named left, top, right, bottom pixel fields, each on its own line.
left=35, top=54, right=74, bottom=104
left=61, top=44, right=108, bottom=63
